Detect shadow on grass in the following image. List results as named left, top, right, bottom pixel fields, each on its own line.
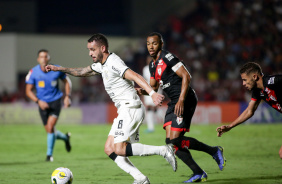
left=0, top=161, right=46, bottom=166
left=208, top=175, right=282, bottom=184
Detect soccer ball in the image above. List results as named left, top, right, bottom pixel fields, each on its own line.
left=51, top=167, right=73, bottom=184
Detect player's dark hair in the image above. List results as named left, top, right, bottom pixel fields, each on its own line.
left=88, top=33, right=109, bottom=49
left=148, top=32, right=164, bottom=44
left=37, top=49, right=49, bottom=56
left=240, top=62, right=263, bottom=75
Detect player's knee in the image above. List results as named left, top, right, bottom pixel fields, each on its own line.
left=114, top=143, right=127, bottom=156
left=170, top=137, right=182, bottom=148
left=104, top=144, right=114, bottom=155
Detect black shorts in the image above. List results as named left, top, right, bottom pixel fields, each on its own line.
left=39, top=98, right=62, bottom=125
left=163, top=91, right=197, bottom=132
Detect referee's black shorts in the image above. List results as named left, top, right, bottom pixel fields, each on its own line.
left=163, top=91, right=197, bottom=132
left=39, top=98, right=62, bottom=125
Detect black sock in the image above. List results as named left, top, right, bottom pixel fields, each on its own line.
left=109, top=152, right=118, bottom=161
left=125, top=143, right=133, bottom=156
left=175, top=149, right=203, bottom=174
left=185, top=137, right=217, bottom=156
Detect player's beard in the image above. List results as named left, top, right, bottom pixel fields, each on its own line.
left=94, top=51, right=103, bottom=63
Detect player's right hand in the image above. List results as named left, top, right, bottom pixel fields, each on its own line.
left=38, top=100, right=49, bottom=110
left=216, top=125, right=231, bottom=137
left=45, top=65, right=58, bottom=72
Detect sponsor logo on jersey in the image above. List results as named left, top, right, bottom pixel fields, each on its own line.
left=51, top=80, right=57, bottom=87
left=38, top=81, right=45, bottom=88
left=165, top=53, right=174, bottom=61
left=268, top=77, right=275, bottom=84
left=159, top=80, right=170, bottom=89
left=112, top=66, right=121, bottom=75
left=115, top=130, right=124, bottom=136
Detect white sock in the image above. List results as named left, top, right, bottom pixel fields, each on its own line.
left=131, top=143, right=166, bottom=156
left=146, top=111, right=155, bottom=131
left=114, top=156, right=146, bottom=180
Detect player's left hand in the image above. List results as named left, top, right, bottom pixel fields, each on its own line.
left=216, top=125, right=231, bottom=137
left=174, top=100, right=184, bottom=117
left=151, top=92, right=164, bottom=106
left=64, top=96, right=71, bottom=108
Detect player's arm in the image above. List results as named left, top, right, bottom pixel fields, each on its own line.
left=216, top=99, right=260, bottom=137
left=124, top=69, right=164, bottom=106
left=136, top=78, right=159, bottom=96
left=46, top=65, right=97, bottom=77
left=62, top=76, right=72, bottom=108
left=174, top=64, right=191, bottom=117
left=25, top=84, right=49, bottom=110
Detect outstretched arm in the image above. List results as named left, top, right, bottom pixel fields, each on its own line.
left=136, top=78, right=159, bottom=96
left=216, top=99, right=260, bottom=137
left=45, top=65, right=97, bottom=77
left=124, top=69, right=164, bottom=106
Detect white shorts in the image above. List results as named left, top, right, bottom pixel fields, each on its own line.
left=109, top=104, right=145, bottom=144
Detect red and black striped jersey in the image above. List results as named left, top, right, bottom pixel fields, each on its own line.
left=251, top=75, right=282, bottom=113
left=149, top=50, right=194, bottom=103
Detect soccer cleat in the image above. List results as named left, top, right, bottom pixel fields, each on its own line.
left=46, top=155, right=54, bottom=162
left=65, top=132, right=71, bottom=152
left=132, top=176, right=150, bottom=184
left=183, top=171, right=208, bottom=183
left=212, top=146, right=226, bottom=171
left=163, top=145, right=177, bottom=172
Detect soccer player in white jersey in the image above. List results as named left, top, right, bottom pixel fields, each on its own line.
left=45, top=33, right=176, bottom=184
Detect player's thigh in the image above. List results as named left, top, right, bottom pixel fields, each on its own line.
left=109, top=106, right=145, bottom=144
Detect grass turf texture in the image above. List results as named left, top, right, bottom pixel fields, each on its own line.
left=0, top=123, right=281, bottom=184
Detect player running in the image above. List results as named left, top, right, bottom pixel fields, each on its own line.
left=25, top=49, right=72, bottom=162
left=45, top=33, right=176, bottom=184
left=216, top=62, right=282, bottom=159
left=136, top=32, right=226, bottom=183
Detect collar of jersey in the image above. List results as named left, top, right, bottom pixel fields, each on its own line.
left=102, top=53, right=112, bottom=65
left=154, top=50, right=163, bottom=65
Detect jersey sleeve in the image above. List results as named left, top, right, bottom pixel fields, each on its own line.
left=163, top=52, right=182, bottom=72
left=148, top=61, right=155, bottom=80
left=90, top=63, right=102, bottom=74
left=109, top=58, right=129, bottom=78
left=53, top=65, right=67, bottom=80
left=251, top=89, right=262, bottom=102
left=25, top=69, right=35, bottom=84
left=274, top=75, right=282, bottom=86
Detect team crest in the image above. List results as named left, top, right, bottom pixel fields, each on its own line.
left=176, top=117, right=183, bottom=125
left=268, top=77, right=275, bottom=84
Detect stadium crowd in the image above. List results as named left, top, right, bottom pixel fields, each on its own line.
left=1, top=0, right=282, bottom=103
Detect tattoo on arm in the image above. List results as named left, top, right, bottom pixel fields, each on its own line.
left=61, top=66, right=97, bottom=77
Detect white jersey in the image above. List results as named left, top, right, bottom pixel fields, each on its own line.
left=91, top=53, right=141, bottom=108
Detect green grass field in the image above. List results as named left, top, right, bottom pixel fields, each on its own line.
left=0, top=123, right=281, bottom=184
